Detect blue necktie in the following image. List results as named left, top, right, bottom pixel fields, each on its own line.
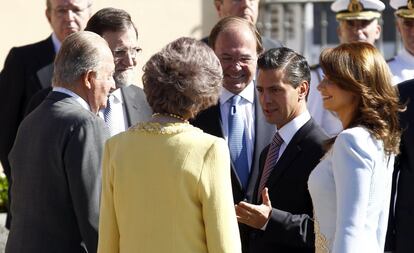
left=228, top=95, right=249, bottom=189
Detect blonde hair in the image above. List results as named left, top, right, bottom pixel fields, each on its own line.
left=320, top=42, right=402, bottom=155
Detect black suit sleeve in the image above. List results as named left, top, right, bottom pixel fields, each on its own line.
left=263, top=208, right=314, bottom=247
left=0, top=48, right=25, bottom=179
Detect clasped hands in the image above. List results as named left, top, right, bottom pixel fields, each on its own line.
left=235, top=187, right=272, bottom=229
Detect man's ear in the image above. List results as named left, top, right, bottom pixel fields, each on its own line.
left=298, top=80, right=309, bottom=100
left=374, top=23, right=382, bottom=41
left=214, top=0, right=223, bottom=17
left=45, top=9, right=52, bottom=24
left=82, top=70, right=95, bottom=89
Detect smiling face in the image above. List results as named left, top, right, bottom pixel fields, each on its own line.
left=337, top=19, right=381, bottom=45
left=317, top=76, right=359, bottom=125
left=214, top=25, right=257, bottom=94
left=102, top=26, right=139, bottom=89
left=257, top=69, right=307, bottom=128
left=46, top=0, right=91, bottom=42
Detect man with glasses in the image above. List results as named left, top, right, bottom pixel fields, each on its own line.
left=0, top=0, right=92, bottom=229
left=306, top=0, right=384, bottom=137
left=204, top=0, right=282, bottom=50
left=26, top=8, right=152, bottom=136
left=388, top=0, right=414, bottom=84
left=191, top=17, right=276, bottom=253
left=85, top=8, right=152, bottom=136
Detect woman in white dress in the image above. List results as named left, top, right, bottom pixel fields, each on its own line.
left=308, top=42, right=402, bottom=253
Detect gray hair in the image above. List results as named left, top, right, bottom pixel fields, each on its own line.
left=143, top=37, right=223, bottom=119
left=53, top=31, right=108, bottom=87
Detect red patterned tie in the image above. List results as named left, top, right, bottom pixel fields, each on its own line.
left=257, top=132, right=283, bottom=200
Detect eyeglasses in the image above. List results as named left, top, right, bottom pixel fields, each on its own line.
left=52, top=4, right=91, bottom=17
left=112, top=47, right=142, bottom=61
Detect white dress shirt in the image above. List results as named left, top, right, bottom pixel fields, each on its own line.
left=220, top=82, right=255, bottom=171
left=307, top=66, right=343, bottom=137
left=53, top=87, right=91, bottom=112
left=388, top=48, right=414, bottom=85
left=308, top=127, right=394, bottom=253
left=276, top=110, right=311, bottom=160
left=51, top=33, right=62, bottom=54
left=99, top=89, right=128, bottom=136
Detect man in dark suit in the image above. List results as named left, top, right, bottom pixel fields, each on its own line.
left=385, top=78, right=414, bottom=253
left=191, top=16, right=276, bottom=252
left=6, top=31, right=114, bottom=253
left=235, top=47, right=328, bottom=253
left=26, top=7, right=152, bottom=136
left=204, top=0, right=282, bottom=50
left=0, top=0, right=92, bottom=227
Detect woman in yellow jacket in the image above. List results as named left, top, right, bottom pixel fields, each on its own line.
left=97, top=37, right=241, bottom=253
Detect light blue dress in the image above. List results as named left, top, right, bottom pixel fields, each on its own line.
left=308, top=127, right=394, bottom=253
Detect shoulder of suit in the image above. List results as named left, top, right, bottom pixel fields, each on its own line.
left=11, top=36, right=53, bottom=54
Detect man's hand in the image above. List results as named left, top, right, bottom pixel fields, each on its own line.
left=235, top=187, right=272, bottom=229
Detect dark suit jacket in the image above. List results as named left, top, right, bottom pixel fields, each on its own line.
left=385, top=79, right=414, bottom=253
left=191, top=88, right=275, bottom=252
left=25, top=85, right=152, bottom=127
left=6, top=91, right=109, bottom=253
left=249, top=118, right=328, bottom=253
left=0, top=36, right=55, bottom=181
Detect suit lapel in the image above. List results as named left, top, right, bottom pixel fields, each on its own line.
left=37, top=63, right=54, bottom=89
left=265, top=119, right=313, bottom=189
left=120, top=86, right=152, bottom=127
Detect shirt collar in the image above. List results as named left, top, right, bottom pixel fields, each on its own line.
left=220, top=80, right=255, bottom=105
left=52, top=87, right=91, bottom=112
left=110, top=88, right=123, bottom=104
left=399, top=47, right=414, bottom=62
left=277, top=110, right=311, bottom=145
left=51, top=33, right=61, bottom=54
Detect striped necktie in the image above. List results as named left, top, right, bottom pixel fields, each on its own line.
left=257, top=132, right=283, bottom=200
left=103, top=95, right=114, bottom=136
left=228, top=95, right=249, bottom=189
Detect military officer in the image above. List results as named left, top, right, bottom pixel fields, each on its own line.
left=388, top=0, right=414, bottom=84
left=307, top=0, right=385, bottom=137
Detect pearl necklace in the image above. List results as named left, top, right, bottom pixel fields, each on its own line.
left=152, top=113, right=189, bottom=123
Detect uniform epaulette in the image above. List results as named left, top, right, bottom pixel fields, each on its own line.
left=386, top=57, right=395, bottom=63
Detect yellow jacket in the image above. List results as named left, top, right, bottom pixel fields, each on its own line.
left=98, top=122, right=241, bottom=253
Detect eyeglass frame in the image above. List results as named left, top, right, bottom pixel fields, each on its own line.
left=112, top=47, right=142, bottom=61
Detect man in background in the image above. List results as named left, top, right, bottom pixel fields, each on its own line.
left=388, top=0, right=414, bottom=84
left=0, top=0, right=92, bottom=228
left=6, top=31, right=114, bottom=253
left=306, top=0, right=384, bottom=137
left=27, top=7, right=153, bottom=136
left=205, top=0, right=282, bottom=50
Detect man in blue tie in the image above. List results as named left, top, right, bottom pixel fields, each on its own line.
left=191, top=16, right=275, bottom=252
left=235, top=47, right=328, bottom=253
